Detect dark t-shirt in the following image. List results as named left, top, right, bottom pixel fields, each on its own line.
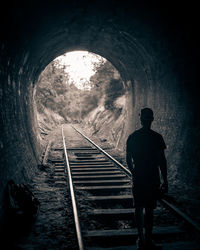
left=126, top=128, right=166, bottom=189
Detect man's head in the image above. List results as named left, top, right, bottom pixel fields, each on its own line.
left=140, top=108, right=154, bottom=128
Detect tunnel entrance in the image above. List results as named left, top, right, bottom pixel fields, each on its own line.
left=34, top=51, right=129, bottom=150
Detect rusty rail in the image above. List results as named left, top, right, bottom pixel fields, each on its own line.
left=62, top=125, right=85, bottom=250
left=160, top=199, right=200, bottom=233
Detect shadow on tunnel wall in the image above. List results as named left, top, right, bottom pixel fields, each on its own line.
left=0, top=0, right=199, bottom=223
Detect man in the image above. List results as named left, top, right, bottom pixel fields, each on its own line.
left=126, top=108, right=168, bottom=250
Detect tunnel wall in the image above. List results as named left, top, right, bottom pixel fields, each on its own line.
left=0, top=47, right=42, bottom=221
left=0, top=1, right=199, bottom=222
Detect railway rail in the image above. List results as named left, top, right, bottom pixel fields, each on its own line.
left=55, top=124, right=200, bottom=250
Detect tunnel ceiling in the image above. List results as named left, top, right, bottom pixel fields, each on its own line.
left=1, top=1, right=198, bottom=86
left=0, top=0, right=199, bottom=222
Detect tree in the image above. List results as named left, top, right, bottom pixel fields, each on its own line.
left=35, top=56, right=125, bottom=131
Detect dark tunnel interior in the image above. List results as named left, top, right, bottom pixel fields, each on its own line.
left=0, top=0, right=199, bottom=233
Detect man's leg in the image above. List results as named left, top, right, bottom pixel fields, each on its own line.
left=144, top=207, right=154, bottom=242
left=135, top=206, right=145, bottom=247
left=145, top=207, right=162, bottom=249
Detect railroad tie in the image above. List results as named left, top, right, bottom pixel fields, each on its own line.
left=72, top=174, right=127, bottom=180
left=73, top=179, right=130, bottom=186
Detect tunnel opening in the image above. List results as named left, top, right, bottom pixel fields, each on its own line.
left=33, top=50, right=130, bottom=152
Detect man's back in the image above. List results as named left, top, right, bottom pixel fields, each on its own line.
left=127, top=127, right=166, bottom=187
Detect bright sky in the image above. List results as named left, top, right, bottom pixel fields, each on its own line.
left=54, top=51, right=106, bottom=90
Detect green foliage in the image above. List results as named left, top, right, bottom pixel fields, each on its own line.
left=104, top=79, right=125, bottom=111
left=81, top=94, right=99, bottom=117
left=35, top=60, right=100, bottom=123
left=35, top=58, right=125, bottom=127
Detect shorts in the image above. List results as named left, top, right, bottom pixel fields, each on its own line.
left=132, top=185, right=159, bottom=209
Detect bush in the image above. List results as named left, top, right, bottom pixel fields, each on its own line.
left=104, top=79, right=125, bottom=110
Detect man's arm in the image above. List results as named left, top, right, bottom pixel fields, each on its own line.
left=126, top=136, right=134, bottom=175
left=126, top=151, right=134, bottom=174
left=158, top=149, right=168, bottom=192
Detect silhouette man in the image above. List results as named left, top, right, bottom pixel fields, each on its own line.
left=126, top=108, right=168, bottom=250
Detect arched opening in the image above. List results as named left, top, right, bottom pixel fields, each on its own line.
left=33, top=49, right=139, bottom=158
left=33, top=51, right=129, bottom=152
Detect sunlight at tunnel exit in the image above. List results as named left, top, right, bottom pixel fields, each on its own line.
left=54, top=51, right=106, bottom=90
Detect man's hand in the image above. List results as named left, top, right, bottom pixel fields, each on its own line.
left=160, top=182, right=168, bottom=194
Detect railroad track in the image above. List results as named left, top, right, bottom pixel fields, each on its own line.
left=50, top=124, right=200, bottom=250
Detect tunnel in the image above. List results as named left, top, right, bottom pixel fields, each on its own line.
left=0, top=0, right=199, bottom=228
